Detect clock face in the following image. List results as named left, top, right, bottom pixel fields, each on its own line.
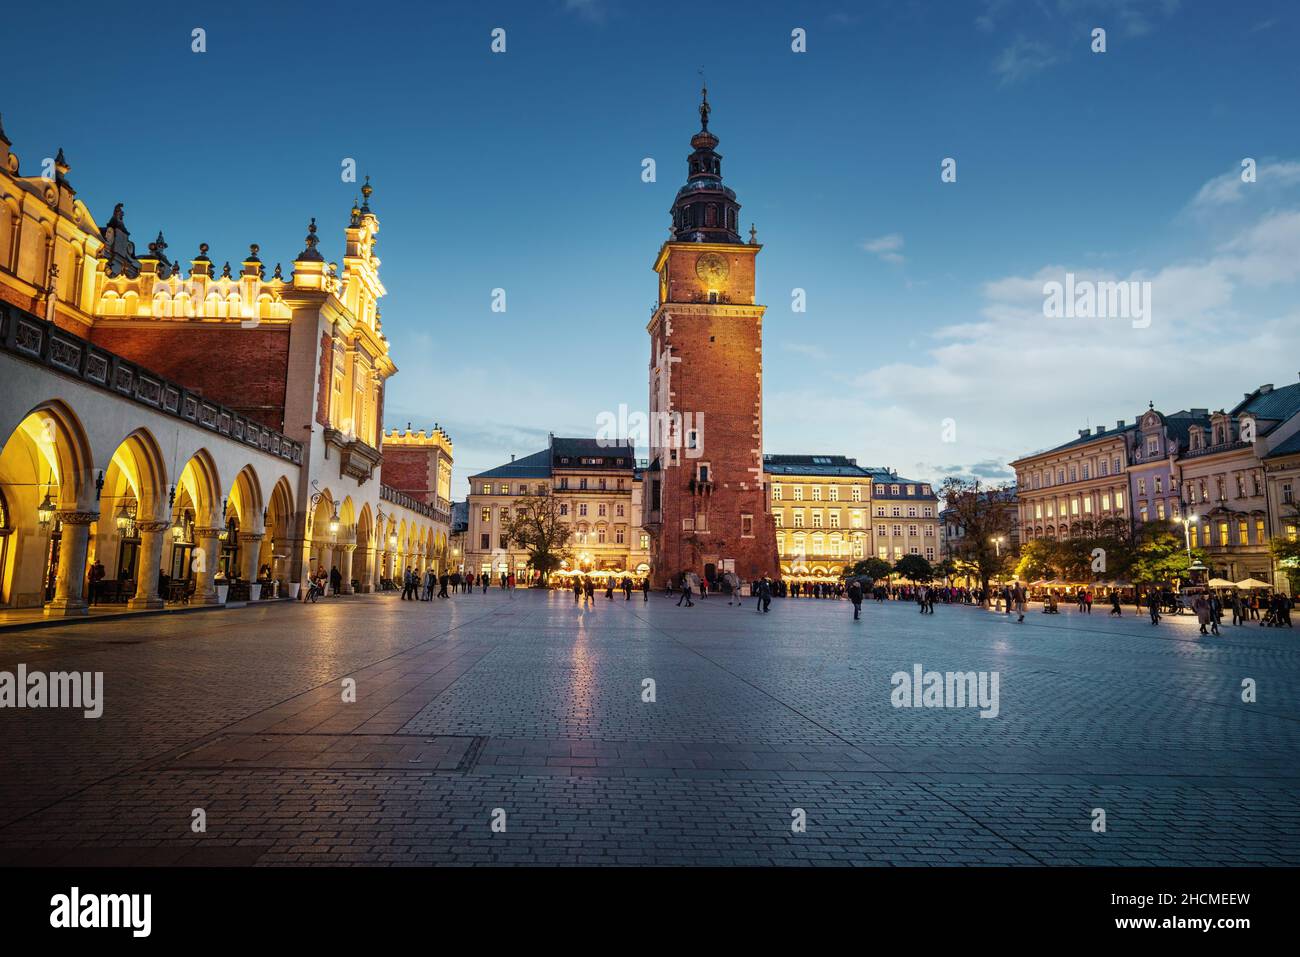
left=695, top=252, right=729, bottom=285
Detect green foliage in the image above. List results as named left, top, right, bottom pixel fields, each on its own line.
left=845, top=557, right=894, bottom=582
left=893, top=554, right=934, bottom=582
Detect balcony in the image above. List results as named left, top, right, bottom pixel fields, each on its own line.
left=324, top=427, right=382, bottom=484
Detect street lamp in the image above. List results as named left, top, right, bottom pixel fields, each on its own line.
left=1181, top=514, right=1198, bottom=565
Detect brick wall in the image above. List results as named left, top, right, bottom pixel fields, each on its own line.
left=380, top=448, right=434, bottom=504
left=89, top=326, right=291, bottom=431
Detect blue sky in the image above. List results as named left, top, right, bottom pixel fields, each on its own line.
left=6, top=0, right=1299, bottom=496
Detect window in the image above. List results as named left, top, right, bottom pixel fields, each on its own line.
left=1147, top=436, right=1159, bottom=455
left=499, top=535, right=508, bottom=549
left=1099, top=460, right=1108, bottom=476
left=773, top=484, right=783, bottom=501
left=891, top=506, right=901, bottom=517
left=922, top=506, right=933, bottom=518
left=828, top=511, right=840, bottom=528
left=875, top=506, right=886, bottom=517
left=616, top=504, right=624, bottom=517
left=1156, top=501, right=1165, bottom=520
left=1138, top=478, right=1146, bottom=496
left=829, top=486, right=839, bottom=501
left=558, top=477, right=569, bottom=490
left=1069, top=466, right=1077, bottom=482
left=908, top=525, right=918, bottom=537
left=792, top=511, right=804, bottom=528
left=1284, top=482, right=1294, bottom=505
left=811, top=486, right=822, bottom=501
left=1238, top=519, right=1249, bottom=545
left=890, top=484, right=899, bottom=495
left=598, top=504, right=607, bottom=517
left=615, top=527, right=625, bottom=544
left=480, top=507, right=490, bottom=524
left=639, top=533, right=649, bottom=550
left=597, top=527, right=607, bottom=544
left=579, top=478, right=588, bottom=490
left=1256, top=518, right=1265, bottom=543
left=793, top=486, right=804, bottom=501
left=499, top=484, right=508, bottom=495
left=851, top=486, right=861, bottom=502
left=1154, top=476, right=1162, bottom=494
left=559, top=503, right=569, bottom=516
left=774, top=512, right=783, bottom=528
left=480, top=533, right=490, bottom=549
left=876, top=525, right=886, bottom=537
left=480, top=483, right=491, bottom=495
left=1082, top=464, right=1090, bottom=480
left=892, top=525, right=902, bottom=537
left=812, top=511, right=823, bottom=528
left=907, top=506, right=917, bottom=518
left=741, top=514, right=754, bottom=538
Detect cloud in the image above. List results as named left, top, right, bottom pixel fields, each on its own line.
left=862, top=233, right=905, bottom=265
left=992, top=37, right=1058, bottom=85
left=562, top=0, right=608, bottom=23
left=766, top=167, right=1300, bottom=488
left=1189, top=160, right=1300, bottom=209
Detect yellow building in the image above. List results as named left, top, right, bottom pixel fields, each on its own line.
left=464, top=437, right=649, bottom=583
left=0, top=121, right=449, bottom=613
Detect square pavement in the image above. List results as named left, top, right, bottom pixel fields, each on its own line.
left=0, top=590, right=1296, bottom=866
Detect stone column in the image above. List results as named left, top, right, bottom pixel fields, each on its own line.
left=241, top=531, right=265, bottom=597
left=44, top=510, right=96, bottom=617
left=339, top=544, right=356, bottom=594
left=192, top=526, right=223, bottom=604
left=320, top=544, right=335, bottom=592
left=128, top=520, right=170, bottom=610
left=361, top=546, right=376, bottom=593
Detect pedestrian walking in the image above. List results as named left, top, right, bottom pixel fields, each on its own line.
left=848, top=580, right=863, bottom=621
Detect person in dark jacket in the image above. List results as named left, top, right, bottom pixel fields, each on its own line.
left=330, top=565, right=342, bottom=596
left=848, top=580, right=863, bottom=621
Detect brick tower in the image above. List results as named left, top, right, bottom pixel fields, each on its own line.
left=642, top=87, right=779, bottom=588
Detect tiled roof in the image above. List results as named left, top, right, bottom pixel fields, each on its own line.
left=763, top=454, right=871, bottom=477
left=1015, top=421, right=1136, bottom=461
left=1233, top=382, right=1300, bottom=426
left=472, top=448, right=552, bottom=480
left=551, top=436, right=635, bottom=469
left=1265, top=430, right=1300, bottom=459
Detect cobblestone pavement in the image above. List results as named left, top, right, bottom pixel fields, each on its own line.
left=0, top=591, right=1296, bottom=865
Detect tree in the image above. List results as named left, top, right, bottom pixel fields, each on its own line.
left=933, top=558, right=957, bottom=583
left=1128, top=522, right=1200, bottom=585
left=502, top=493, right=572, bottom=584
left=893, top=554, right=934, bottom=582
left=940, top=478, right=1015, bottom=603
left=1014, top=538, right=1061, bottom=581
left=1270, top=536, right=1300, bottom=592
left=844, top=556, right=893, bottom=582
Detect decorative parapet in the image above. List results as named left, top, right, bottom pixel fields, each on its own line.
left=1, top=303, right=303, bottom=465
left=380, top=483, right=451, bottom=525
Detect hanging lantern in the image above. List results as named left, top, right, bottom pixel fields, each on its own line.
left=329, top=505, right=340, bottom=537
left=37, top=490, right=56, bottom=528
left=114, top=500, right=132, bottom=532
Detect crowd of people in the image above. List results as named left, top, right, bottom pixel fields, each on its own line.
left=299, top=562, right=1296, bottom=634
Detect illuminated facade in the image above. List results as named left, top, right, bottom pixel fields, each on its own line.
left=464, top=437, right=649, bottom=581
left=1012, top=424, right=1133, bottom=543
left=640, top=90, right=779, bottom=587
left=0, top=120, right=449, bottom=613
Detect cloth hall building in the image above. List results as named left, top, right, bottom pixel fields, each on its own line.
left=0, top=118, right=451, bottom=615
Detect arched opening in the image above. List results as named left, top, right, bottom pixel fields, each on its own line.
left=92, top=429, right=168, bottom=607
left=0, top=403, right=95, bottom=613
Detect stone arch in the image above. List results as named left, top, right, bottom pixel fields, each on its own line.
left=0, top=402, right=96, bottom=610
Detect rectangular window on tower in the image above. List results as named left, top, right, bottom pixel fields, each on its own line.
left=741, top=514, right=754, bottom=538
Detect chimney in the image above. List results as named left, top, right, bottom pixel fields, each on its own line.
left=1095, top=425, right=1105, bottom=435
left=510, top=453, right=516, bottom=462
left=1116, top=419, right=1125, bottom=429
left=1078, top=429, right=1090, bottom=439
left=1192, top=408, right=1208, bottom=416
left=1260, top=383, right=1274, bottom=394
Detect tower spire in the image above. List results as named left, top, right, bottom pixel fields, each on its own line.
left=669, top=86, right=741, bottom=244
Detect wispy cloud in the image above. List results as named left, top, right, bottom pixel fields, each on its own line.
left=992, top=37, right=1058, bottom=85
left=862, top=233, right=906, bottom=265
left=1190, top=160, right=1300, bottom=209
left=562, top=0, right=608, bottom=24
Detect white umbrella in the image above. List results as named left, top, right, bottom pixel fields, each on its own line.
left=1206, top=577, right=1237, bottom=588
left=1235, top=577, right=1272, bottom=590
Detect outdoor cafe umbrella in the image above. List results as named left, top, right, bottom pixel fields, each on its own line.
left=1235, top=577, right=1272, bottom=590
left=1206, top=577, right=1238, bottom=589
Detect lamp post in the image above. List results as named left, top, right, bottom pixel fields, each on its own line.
left=1181, top=514, right=1198, bottom=566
